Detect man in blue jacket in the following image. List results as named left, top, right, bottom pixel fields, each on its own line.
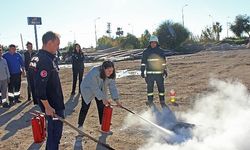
left=3, top=44, right=25, bottom=105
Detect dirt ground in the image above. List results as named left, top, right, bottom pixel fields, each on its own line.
left=0, top=49, right=250, bottom=150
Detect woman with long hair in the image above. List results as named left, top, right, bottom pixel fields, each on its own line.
left=78, top=60, right=122, bottom=129
left=71, top=43, right=85, bottom=95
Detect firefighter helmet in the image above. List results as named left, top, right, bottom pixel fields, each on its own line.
left=149, top=35, right=159, bottom=43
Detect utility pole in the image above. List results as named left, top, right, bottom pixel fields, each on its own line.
left=227, top=16, right=230, bottom=38
left=182, top=4, right=188, bottom=27
left=94, top=17, right=100, bottom=48
left=20, top=33, right=24, bottom=50
left=106, top=22, right=111, bottom=37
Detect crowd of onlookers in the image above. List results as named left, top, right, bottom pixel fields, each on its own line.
left=0, top=42, right=36, bottom=108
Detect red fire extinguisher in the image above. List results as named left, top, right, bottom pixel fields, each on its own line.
left=31, top=113, right=46, bottom=143
left=101, top=105, right=113, bottom=133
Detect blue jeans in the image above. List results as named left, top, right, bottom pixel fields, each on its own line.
left=46, top=110, right=65, bottom=150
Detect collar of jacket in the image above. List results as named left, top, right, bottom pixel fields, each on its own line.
left=40, top=49, right=56, bottom=59
left=147, top=44, right=160, bottom=49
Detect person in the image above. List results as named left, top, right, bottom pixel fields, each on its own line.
left=3, top=44, right=25, bottom=105
left=24, top=42, right=37, bottom=103
left=78, top=60, right=122, bottom=130
left=140, top=35, right=168, bottom=108
left=29, top=31, right=64, bottom=150
left=71, top=43, right=85, bottom=95
left=0, top=45, right=10, bottom=108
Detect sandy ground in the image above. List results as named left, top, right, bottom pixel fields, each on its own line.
left=0, top=49, right=250, bottom=150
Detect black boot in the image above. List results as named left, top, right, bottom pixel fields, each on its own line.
left=2, top=102, right=10, bottom=108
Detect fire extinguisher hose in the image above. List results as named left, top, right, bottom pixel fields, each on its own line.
left=31, top=111, right=115, bottom=150
left=119, top=106, right=175, bottom=136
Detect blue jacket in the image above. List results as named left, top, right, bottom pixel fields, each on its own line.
left=3, top=52, right=24, bottom=74
left=80, top=66, right=119, bottom=105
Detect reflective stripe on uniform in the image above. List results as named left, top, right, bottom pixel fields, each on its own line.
left=14, top=91, right=20, bottom=96
left=0, top=93, right=1, bottom=96
left=162, top=64, right=166, bottom=66
left=147, top=58, right=160, bottom=61
left=147, top=93, right=154, bottom=96
left=8, top=93, right=14, bottom=97
left=159, top=93, right=165, bottom=96
left=2, top=98, right=7, bottom=103
left=146, top=71, right=163, bottom=74
left=141, top=64, right=146, bottom=66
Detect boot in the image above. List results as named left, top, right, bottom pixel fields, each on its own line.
left=2, top=102, right=10, bottom=108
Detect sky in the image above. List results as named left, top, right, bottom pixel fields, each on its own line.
left=0, top=0, right=249, bottom=49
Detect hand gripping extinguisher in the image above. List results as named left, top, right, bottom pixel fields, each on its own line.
left=31, top=113, right=46, bottom=143
left=101, top=105, right=113, bottom=133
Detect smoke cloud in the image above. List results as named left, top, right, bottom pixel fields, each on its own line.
left=123, top=79, right=250, bottom=150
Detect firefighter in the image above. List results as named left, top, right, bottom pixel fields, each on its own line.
left=3, top=44, right=25, bottom=105
left=24, top=42, right=37, bottom=104
left=71, top=43, right=85, bottom=95
left=29, top=31, right=65, bottom=150
left=78, top=60, right=122, bottom=130
left=141, top=35, right=168, bottom=108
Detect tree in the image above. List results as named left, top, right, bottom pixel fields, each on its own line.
left=213, top=22, right=222, bottom=41
left=201, top=26, right=215, bottom=42
left=120, top=33, right=140, bottom=49
left=63, top=42, right=74, bottom=54
left=230, top=14, right=250, bottom=37
left=97, top=36, right=113, bottom=49
left=156, top=21, right=190, bottom=49
left=140, top=29, right=151, bottom=48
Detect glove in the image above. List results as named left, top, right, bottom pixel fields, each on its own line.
left=164, top=70, right=168, bottom=78
left=141, top=73, right=145, bottom=78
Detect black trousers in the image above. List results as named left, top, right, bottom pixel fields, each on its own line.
left=8, top=73, right=21, bottom=101
left=145, top=74, right=165, bottom=104
left=45, top=109, right=64, bottom=150
left=78, top=97, right=105, bottom=126
left=72, top=69, right=83, bottom=93
left=27, top=71, right=38, bottom=104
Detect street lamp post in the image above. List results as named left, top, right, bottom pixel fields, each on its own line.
left=209, top=14, right=214, bottom=26
left=128, top=23, right=134, bottom=34
left=226, top=16, right=230, bottom=38
left=182, top=4, right=188, bottom=27
left=94, top=17, right=100, bottom=48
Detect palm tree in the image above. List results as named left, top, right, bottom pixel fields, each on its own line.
left=213, top=22, right=222, bottom=41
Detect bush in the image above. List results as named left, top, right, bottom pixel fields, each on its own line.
left=221, top=37, right=248, bottom=45
left=156, top=21, right=190, bottom=49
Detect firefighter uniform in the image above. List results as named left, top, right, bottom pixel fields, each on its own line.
left=141, top=36, right=168, bottom=107
left=29, top=49, right=65, bottom=150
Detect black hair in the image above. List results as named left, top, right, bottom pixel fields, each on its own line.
left=100, top=60, right=116, bottom=80
left=42, top=31, right=60, bottom=45
left=26, top=41, right=32, bottom=47
left=73, top=43, right=82, bottom=53
left=9, top=44, right=16, bottom=48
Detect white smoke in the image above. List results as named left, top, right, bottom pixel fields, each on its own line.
left=123, top=79, right=250, bottom=150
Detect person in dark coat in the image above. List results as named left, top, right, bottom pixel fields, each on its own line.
left=24, top=42, right=37, bottom=103
left=71, top=43, right=85, bottom=95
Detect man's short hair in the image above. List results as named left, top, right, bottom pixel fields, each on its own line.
left=9, top=44, right=16, bottom=48
left=42, top=31, right=60, bottom=45
left=26, top=41, right=32, bottom=46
